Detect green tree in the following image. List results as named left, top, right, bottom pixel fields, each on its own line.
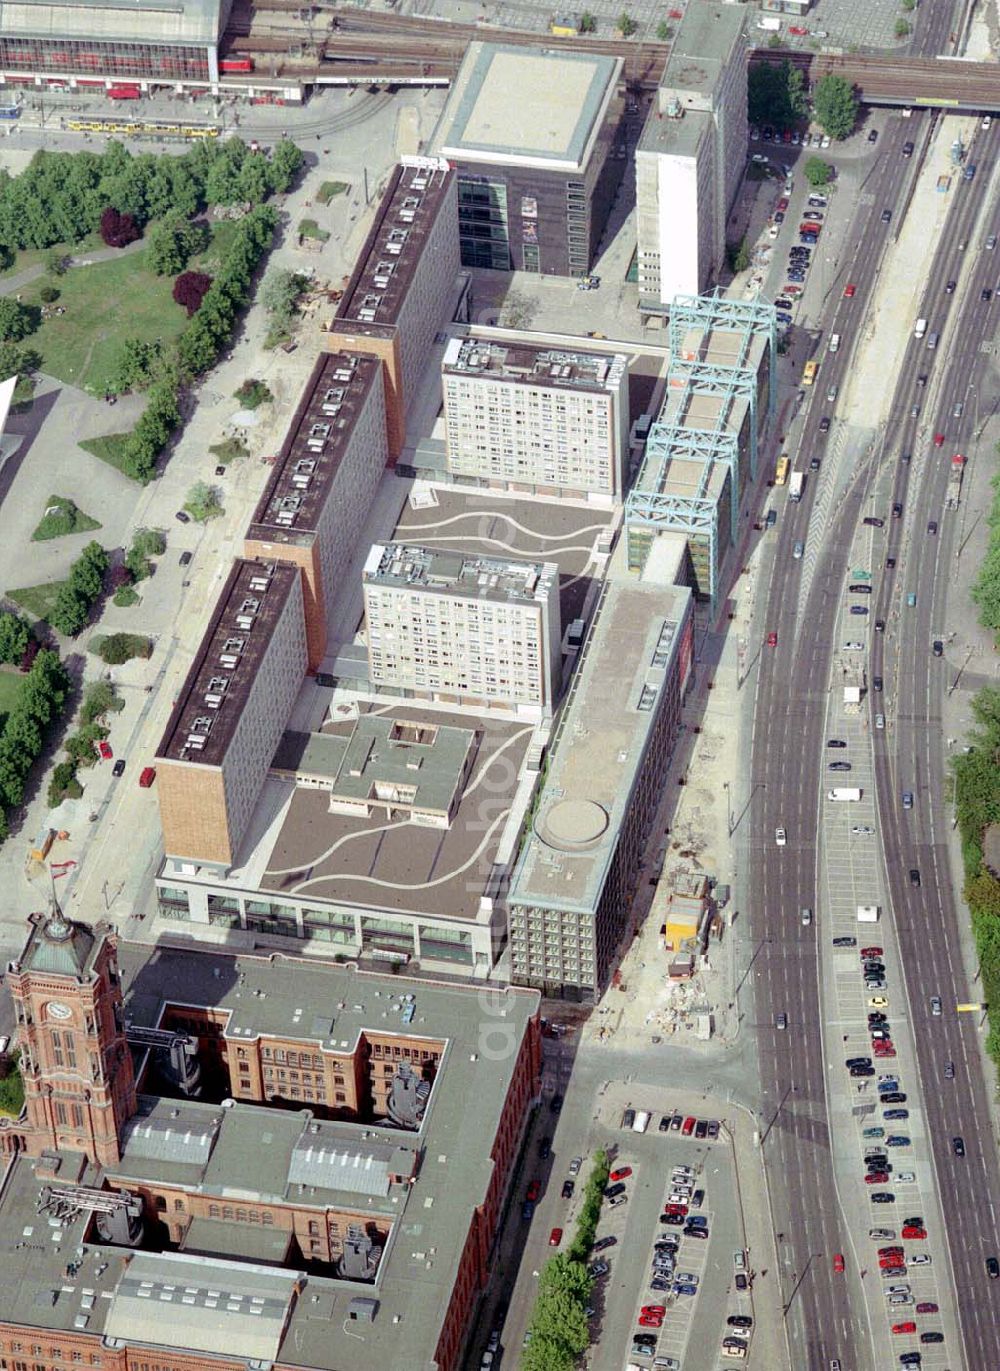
left=260, top=267, right=305, bottom=320
left=44, top=248, right=68, bottom=276
left=184, top=481, right=223, bottom=522
left=748, top=60, right=806, bottom=130
left=812, top=74, right=859, bottom=140
left=731, top=239, right=751, bottom=273
left=804, top=157, right=833, bottom=187
left=655, top=19, right=672, bottom=40
left=48, top=760, right=82, bottom=807
left=617, top=11, right=637, bottom=35
left=146, top=213, right=190, bottom=276
left=894, top=17, right=911, bottom=36
left=521, top=1333, right=573, bottom=1371
left=80, top=679, right=120, bottom=725
left=0, top=298, right=37, bottom=343
left=579, top=10, right=596, bottom=31
left=97, top=632, right=150, bottom=665
left=0, top=611, right=29, bottom=665
left=49, top=583, right=91, bottom=636
left=237, top=153, right=271, bottom=204
left=267, top=139, right=304, bottom=194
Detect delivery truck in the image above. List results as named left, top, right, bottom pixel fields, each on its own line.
left=857, top=904, right=880, bottom=923
left=828, top=788, right=862, bottom=801
left=789, top=470, right=805, bottom=502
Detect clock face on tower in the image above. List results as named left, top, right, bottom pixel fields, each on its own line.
left=46, top=1001, right=72, bottom=1021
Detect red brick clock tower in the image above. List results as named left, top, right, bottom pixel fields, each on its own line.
left=6, top=899, right=136, bottom=1165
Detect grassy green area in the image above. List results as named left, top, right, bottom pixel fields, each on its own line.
left=209, top=435, right=249, bottom=466
left=316, top=180, right=350, bottom=204
left=20, top=253, right=187, bottom=394
left=0, top=234, right=103, bottom=280
left=8, top=579, right=68, bottom=623
left=79, top=432, right=134, bottom=476
left=0, top=1056, right=24, bottom=1119
left=0, top=670, right=24, bottom=724
left=31, top=494, right=102, bottom=542
left=298, top=218, right=330, bottom=243
left=17, top=221, right=235, bottom=395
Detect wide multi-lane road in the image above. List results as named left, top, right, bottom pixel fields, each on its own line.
left=745, top=106, right=999, bottom=1371
left=746, top=112, right=922, bottom=1371
left=871, top=122, right=1000, bottom=1371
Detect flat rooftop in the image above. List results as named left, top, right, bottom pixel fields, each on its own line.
left=660, top=0, right=746, bottom=99
left=245, top=351, right=382, bottom=546
left=510, top=578, right=692, bottom=914
left=271, top=715, right=476, bottom=819
left=0, top=943, right=539, bottom=1371
left=156, top=559, right=300, bottom=768
left=432, top=41, right=621, bottom=172
left=363, top=542, right=557, bottom=606
left=442, top=336, right=626, bottom=394
left=334, top=158, right=453, bottom=336
left=392, top=488, right=614, bottom=629
left=260, top=702, right=531, bottom=921
left=638, top=103, right=709, bottom=157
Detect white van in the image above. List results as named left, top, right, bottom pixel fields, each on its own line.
left=914, top=317, right=927, bottom=338
left=828, top=787, right=862, bottom=801
left=829, top=332, right=841, bottom=353
left=632, top=1110, right=651, bottom=1134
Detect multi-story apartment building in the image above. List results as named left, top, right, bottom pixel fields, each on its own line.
left=244, top=350, right=388, bottom=670
left=324, top=156, right=462, bottom=458
left=508, top=578, right=694, bottom=999
left=441, top=335, right=630, bottom=503
left=431, top=42, right=625, bottom=277
left=155, top=558, right=307, bottom=869
left=635, top=0, right=748, bottom=310
left=362, top=543, right=562, bottom=717
left=0, top=908, right=542, bottom=1371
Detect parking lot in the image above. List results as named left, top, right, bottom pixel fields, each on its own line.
left=810, top=523, right=964, bottom=1368
left=580, top=1102, right=755, bottom=1370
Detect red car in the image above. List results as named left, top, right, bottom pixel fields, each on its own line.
left=610, top=1167, right=632, bottom=1182
left=776, top=197, right=789, bottom=212
left=844, top=283, right=856, bottom=298
left=549, top=1227, right=563, bottom=1246
left=902, top=1226, right=927, bottom=1240
left=916, top=1302, right=939, bottom=1314
left=866, top=1173, right=890, bottom=1185
left=861, top=947, right=883, bottom=958
left=833, top=1253, right=845, bottom=1273
left=98, top=740, right=113, bottom=760
left=641, top=1306, right=666, bottom=1318
left=139, top=765, right=156, bottom=789
left=892, top=1322, right=917, bottom=1335
left=526, top=1179, right=541, bottom=1203
left=681, top=1116, right=696, bottom=1136
left=934, top=433, right=945, bottom=447
left=874, top=1045, right=897, bottom=1058
left=639, top=1313, right=664, bottom=1329
left=767, top=632, right=778, bottom=648
left=789, top=24, right=807, bottom=35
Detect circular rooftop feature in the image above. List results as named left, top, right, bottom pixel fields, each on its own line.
left=537, top=798, right=609, bottom=852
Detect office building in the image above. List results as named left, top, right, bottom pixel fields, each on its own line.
left=626, top=292, right=776, bottom=610
left=635, top=1, right=748, bottom=310
left=507, top=578, right=693, bottom=999
left=363, top=543, right=561, bottom=716
left=0, top=906, right=541, bottom=1371
left=431, top=42, right=625, bottom=277
left=155, top=558, right=307, bottom=869
left=244, top=350, right=388, bottom=670
left=441, top=335, right=630, bottom=503
left=325, top=157, right=462, bottom=458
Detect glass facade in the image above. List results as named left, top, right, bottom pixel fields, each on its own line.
left=0, top=37, right=210, bottom=82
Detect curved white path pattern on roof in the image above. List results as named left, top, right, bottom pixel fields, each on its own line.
left=398, top=509, right=609, bottom=542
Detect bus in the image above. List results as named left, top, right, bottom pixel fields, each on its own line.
left=775, top=456, right=791, bottom=487
left=802, top=359, right=819, bottom=386
left=0, top=104, right=21, bottom=121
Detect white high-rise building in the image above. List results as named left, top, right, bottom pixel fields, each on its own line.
left=363, top=544, right=562, bottom=717
left=441, top=335, right=629, bottom=503
left=635, top=1, right=748, bottom=312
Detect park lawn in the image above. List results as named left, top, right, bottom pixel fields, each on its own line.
left=0, top=669, right=24, bottom=724
left=31, top=494, right=102, bottom=542
left=20, top=251, right=188, bottom=394
left=0, top=233, right=103, bottom=280
left=79, top=432, right=134, bottom=477
left=8, top=579, right=67, bottom=624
